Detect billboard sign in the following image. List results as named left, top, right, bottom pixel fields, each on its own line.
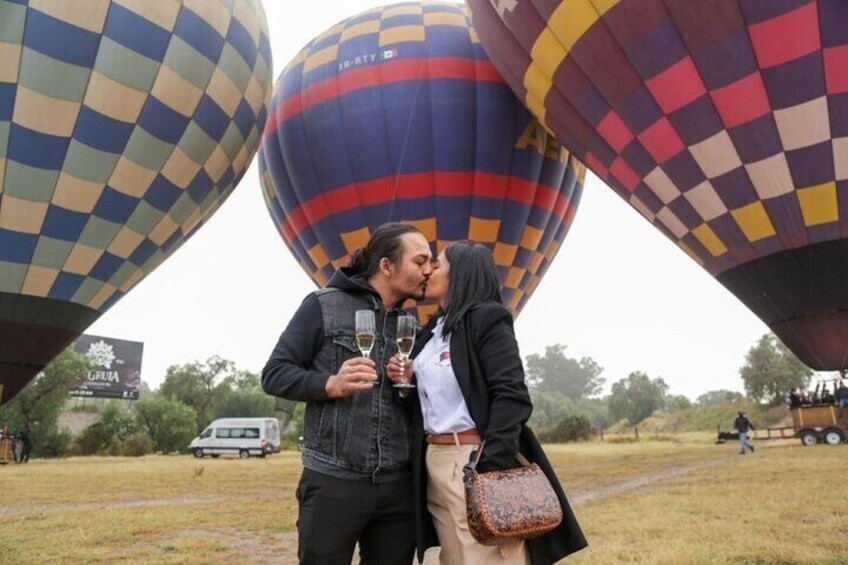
left=69, top=334, right=143, bottom=399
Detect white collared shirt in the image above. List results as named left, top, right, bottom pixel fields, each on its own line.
left=412, top=317, right=476, bottom=434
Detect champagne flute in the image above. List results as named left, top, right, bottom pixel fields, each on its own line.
left=355, top=310, right=375, bottom=359
left=394, top=314, right=416, bottom=389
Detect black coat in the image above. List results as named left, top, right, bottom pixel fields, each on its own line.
left=410, top=302, right=587, bottom=564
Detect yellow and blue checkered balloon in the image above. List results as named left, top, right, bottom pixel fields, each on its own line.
left=0, top=0, right=272, bottom=403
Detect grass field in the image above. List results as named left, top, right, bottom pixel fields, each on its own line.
left=0, top=435, right=845, bottom=564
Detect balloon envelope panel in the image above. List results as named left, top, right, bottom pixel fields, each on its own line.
left=0, top=0, right=272, bottom=402
left=469, top=0, right=848, bottom=369
left=259, top=0, right=585, bottom=323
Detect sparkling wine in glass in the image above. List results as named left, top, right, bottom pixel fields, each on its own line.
left=394, top=314, right=416, bottom=389
left=355, top=310, right=375, bottom=359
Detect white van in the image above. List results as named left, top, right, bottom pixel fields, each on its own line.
left=189, top=418, right=281, bottom=459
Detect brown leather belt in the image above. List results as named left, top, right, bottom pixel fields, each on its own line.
left=426, top=429, right=482, bottom=445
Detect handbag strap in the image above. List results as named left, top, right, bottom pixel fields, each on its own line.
left=465, top=439, right=486, bottom=472
left=465, top=439, right=531, bottom=472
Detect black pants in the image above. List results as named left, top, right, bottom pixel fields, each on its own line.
left=296, top=468, right=416, bottom=565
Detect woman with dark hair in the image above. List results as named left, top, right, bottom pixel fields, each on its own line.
left=390, top=241, right=587, bottom=564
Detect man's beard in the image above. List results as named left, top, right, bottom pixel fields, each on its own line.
left=405, top=280, right=428, bottom=302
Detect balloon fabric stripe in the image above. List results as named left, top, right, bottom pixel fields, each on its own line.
left=263, top=58, right=505, bottom=136
left=276, top=171, right=578, bottom=243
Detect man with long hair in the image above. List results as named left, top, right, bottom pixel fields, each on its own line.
left=262, top=223, right=433, bottom=565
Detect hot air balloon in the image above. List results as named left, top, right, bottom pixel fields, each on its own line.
left=469, top=0, right=848, bottom=370
left=259, top=0, right=585, bottom=323
left=0, top=0, right=272, bottom=403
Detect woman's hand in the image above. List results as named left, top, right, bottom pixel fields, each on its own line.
left=386, top=353, right=414, bottom=385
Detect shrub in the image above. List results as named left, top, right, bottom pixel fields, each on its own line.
left=537, top=414, right=593, bottom=443
left=115, top=432, right=153, bottom=457
left=37, top=429, right=73, bottom=458
left=75, top=423, right=109, bottom=455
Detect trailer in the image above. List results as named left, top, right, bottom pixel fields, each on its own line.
left=789, top=404, right=847, bottom=446
left=0, top=438, right=13, bottom=464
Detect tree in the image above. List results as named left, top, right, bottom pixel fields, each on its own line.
left=100, top=401, right=139, bottom=441
left=274, top=396, right=302, bottom=432
left=608, top=371, right=669, bottom=425
left=0, top=348, right=89, bottom=456
left=696, top=389, right=745, bottom=406
left=135, top=396, right=197, bottom=453
left=216, top=371, right=275, bottom=419
left=158, top=356, right=235, bottom=429
left=529, top=391, right=610, bottom=430
left=525, top=344, right=605, bottom=400
left=739, top=334, right=813, bottom=405
left=528, top=391, right=577, bottom=429
left=665, top=394, right=692, bottom=411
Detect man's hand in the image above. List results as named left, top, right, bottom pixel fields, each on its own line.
left=325, top=358, right=378, bottom=399
left=386, top=353, right=413, bottom=385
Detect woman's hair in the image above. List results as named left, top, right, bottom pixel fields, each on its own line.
left=348, top=223, right=423, bottom=278
left=441, top=241, right=502, bottom=338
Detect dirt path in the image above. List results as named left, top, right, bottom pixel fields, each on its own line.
left=0, top=455, right=736, bottom=563
left=568, top=455, right=735, bottom=506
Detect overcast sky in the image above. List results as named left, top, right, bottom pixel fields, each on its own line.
left=87, top=0, right=778, bottom=400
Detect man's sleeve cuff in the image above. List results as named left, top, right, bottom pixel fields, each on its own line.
left=306, top=372, right=331, bottom=402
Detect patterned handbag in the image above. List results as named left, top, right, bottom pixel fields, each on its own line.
left=463, top=440, right=563, bottom=545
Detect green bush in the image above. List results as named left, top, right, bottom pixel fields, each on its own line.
left=37, top=429, right=73, bottom=458
left=74, top=423, right=108, bottom=455
left=537, top=414, right=593, bottom=443
left=112, top=432, right=153, bottom=457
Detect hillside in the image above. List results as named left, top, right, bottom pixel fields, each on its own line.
left=606, top=403, right=791, bottom=435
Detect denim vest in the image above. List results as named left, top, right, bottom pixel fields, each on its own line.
left=301, top=287, right=412, bottom=483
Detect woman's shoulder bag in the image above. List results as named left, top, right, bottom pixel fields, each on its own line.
left=463, top=440, right=563, bottom=546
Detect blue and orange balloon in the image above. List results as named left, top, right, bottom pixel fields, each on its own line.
left=469, top=0, right=848, bottom=370
left=0, top=1, right=272, bottom=403
left=259, top=0, right=585, bottom=322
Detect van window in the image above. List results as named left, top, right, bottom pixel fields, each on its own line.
left=215, top=427, right=261, bottom=439
left=200, top=428, right=213, bottom=439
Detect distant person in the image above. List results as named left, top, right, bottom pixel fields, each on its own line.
left=10, top=430, right=20, bottom=463
left=0, top=426, right=9, bottom=463
left=261, top=223, right=433, bottom=565
left=18, top=430, right=31, bottom=463
left=837, top=381, right=848, bottom=419
left=820, top=386, right=834, bottom=405
left=734, top=411, right=755, bottom=454
left=788, top=389, right=802, bottom=407
left=800, top=390, right=812, bottom=405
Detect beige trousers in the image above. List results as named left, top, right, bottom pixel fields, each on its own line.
left=426, top=443, right=528, bottom=565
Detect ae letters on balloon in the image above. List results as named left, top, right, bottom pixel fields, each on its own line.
left=516, top=119, right=571, bottom=164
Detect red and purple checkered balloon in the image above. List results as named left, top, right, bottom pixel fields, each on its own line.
left=469, top=0, right=848, bottom=371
